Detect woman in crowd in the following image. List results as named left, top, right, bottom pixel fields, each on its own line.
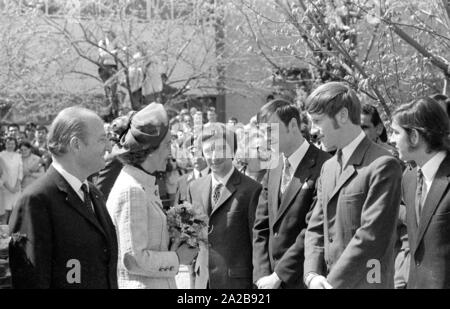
left=0, top=137, right=22, bottom=223
left=0, top=156, right=14, bottom=224
left=106, top=102, right=198, bottom=289
left=19, top=141, right=45, bottom=189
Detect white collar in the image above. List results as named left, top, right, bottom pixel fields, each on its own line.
left=193, top=166, right=210, bottom=179
left=285, top=140, right=310, bottom=172
left=420, top=151, right=447, bottom=184
left=340, top=130, right=366, bottom=168
left=211, top=166, right=235, bottom=188
left=52, top=160, right=88, bottom=200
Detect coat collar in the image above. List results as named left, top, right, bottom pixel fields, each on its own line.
left=198, top=174, right=212, bottom=216
left=274, top=145, right=317, bottom=226
left=413, top=153, right=450, bottom=255
left=50, top=166, right=108, bottom=239
left=210, top=168, right=241, bottom=217
left=328, top=136, right=372, bottom=203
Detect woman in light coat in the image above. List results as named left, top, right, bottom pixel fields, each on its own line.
left=106, top=103, right=198, bottom=289
left=0, top=156, right=15, bottom=224
left=19, top=141, right=45, bottom=189
left=0, top=137, right=22, bottom=223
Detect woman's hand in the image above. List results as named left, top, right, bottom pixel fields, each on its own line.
left=169, top=237, right=182, bottom=251
left=175, top=243, right=199, bottom=265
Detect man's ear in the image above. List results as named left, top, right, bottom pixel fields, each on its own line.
left=375, top=123, right=383, bottom=136
left=334, top=108, right=349, bottom=126
left=288, top=117, right=299, bottom=133
left=69, top=136, right=81, bottom=152
left=409, top=129, right=420, bottom=146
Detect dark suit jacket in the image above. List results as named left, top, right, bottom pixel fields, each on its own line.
left=402, top=153, right=450, bottom=289
left=93, top=157, right=123, bottom=200
left=188, top=168, right=262, bottom=289
left=9, top=166, right=118, bottom=289
left=253, top=144, right=330, bottom=288
left=305, top=136, right=402, bottom=289
left=174, top=168, right=210, bottom=205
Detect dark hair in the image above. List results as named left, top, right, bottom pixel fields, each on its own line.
left=8, top=123, right=19, bottom=130
left=19, top=141, right=33, bottom=149
left=258, top=98, right=301, bottom=129
left=361, top=104, right=387, bottom=142
left=430, top=93, right=448, bottom=102
left=5, top=136, right=18, bottom=150
left=36, top=125, right=48, bottom=133
left=306, top=82, right=361, bottom=125
left=25, top=122, right=37, bottom=130
left=196, top=123, right=237, bottom=156
left=266, top=94, right=275, bottom=102
left=393, top=97, right=450, bottom=152
left=228, top=117, right=238, bottom=123
left=429, top=93, right=450, bottom=119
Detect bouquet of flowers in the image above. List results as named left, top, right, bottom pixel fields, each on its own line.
left=166, top=202, right=209, bottom=248
left=0, top=225, right=10, bottom=259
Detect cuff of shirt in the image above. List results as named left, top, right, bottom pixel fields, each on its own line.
left=304, top=272, right=319, bottom=288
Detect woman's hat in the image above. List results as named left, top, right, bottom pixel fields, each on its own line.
left=111, top=102, right=169, bottom=155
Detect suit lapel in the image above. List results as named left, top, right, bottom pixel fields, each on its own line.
left=89, top=184, right=114, bottom=242
left=404, top=168, right=419, bottom=248
left=187, top=172, right=195, bottom=183
left=269, top=157, right=283, bottom=218
left=199, top=175, right=212, bottom=216
left=275, top=146, right=316, bottom=226
left=414, top=155, right=450, bottom=255
left=210, top=169, right=240, bottom=217
left=328, top=137, right=371, bottom=203
left=51, top=167, right=108, bottom=239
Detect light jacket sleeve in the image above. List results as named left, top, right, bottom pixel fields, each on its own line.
left=117, top=186, right=179, bottom=278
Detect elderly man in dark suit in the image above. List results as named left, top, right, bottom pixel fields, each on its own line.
left=9, top=107, right=118, bottom=289
left=252, top=99, right=330, bottom=289
left=391, top=97, right=450, bottom=289
left=304, top=82, right=402, bottom=289
left=187, top=123, right=262, bottom=289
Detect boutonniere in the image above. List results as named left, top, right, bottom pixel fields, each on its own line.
left=301, top=177, right=313, bottom=189
left=11, top=232, right=28, bottom=244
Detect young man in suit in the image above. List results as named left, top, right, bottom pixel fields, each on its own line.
left=187, top=123, right=262, bottom=289
left=304, top=82, right=402, bottom=289
left=9, top=107, right=118, bottom=289
left=391, top=98, right=450, bottom=288
left=174, top=136, right=210, bottom=205
left=252, top=99, right=330, bottom=289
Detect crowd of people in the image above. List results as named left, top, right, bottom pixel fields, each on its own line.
left=4, top=80, right=450, bottom=289
left=0, top=123, right=50, bottom=224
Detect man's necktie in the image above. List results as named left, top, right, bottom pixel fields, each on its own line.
left=212, top=183, right=223, bottom=206
left=415, top=169, right=425, bottom=224
left=336, top=149, right=343, bottom=177
left=81, top=183, right=96, bottom=216
left=280, top=157, right=292, bottom=195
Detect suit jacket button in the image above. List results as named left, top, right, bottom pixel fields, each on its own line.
left=274, top=232, right=279, bottom=237
left=329, top=237, right=333, bottom=243
left=416, top=261, right=420, bottom=267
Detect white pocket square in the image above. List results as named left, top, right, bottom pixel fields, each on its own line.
left=301, top=182, right=311, bottom=189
